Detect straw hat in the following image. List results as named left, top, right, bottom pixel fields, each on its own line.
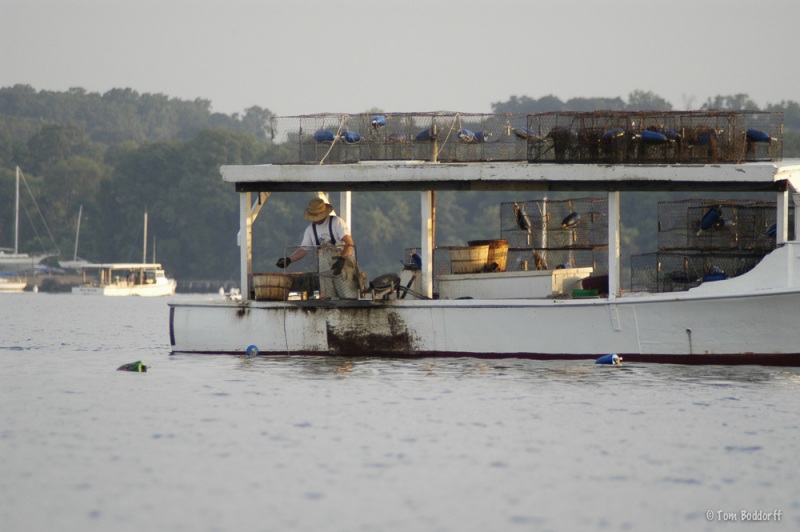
left=303, top=198, right=334, bottom=222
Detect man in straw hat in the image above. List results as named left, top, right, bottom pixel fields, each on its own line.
left=276, top=197, right=360, bottom=299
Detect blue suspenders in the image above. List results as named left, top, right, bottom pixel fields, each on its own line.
left=311, top=217, right=336, bottom=246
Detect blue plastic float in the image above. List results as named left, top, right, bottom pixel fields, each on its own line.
left=341, top=131, right=361, bottom=144
left=512, top=127, right=537, bottom=140
left=698, top=206, right=722, bottom=231
left=314, top=130, right=336, bottom=143
left=602, top=128, right=625, bottom=140
left=415, top=128, right=433, bottom=141
left=746, top=129, right=770, bottom=143
left=371, top=115, right=387, bottom=129
left=475, top=131, right=491, bottom=142
left=595, top=354, right=622, bottom=365
left=457, top=129, right=475, bottom=142
left=561, top=212, right=581, bottom=229
left=641, top=130, right=668, bottom=144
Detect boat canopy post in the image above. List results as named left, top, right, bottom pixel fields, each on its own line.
left=421, top=191, right=434, bottom=298
left=607, top=190, right=621, bottom=299
left=794, top=193, right=800, bottom=240
left=239, top=192, right=252, bottom=297
left=239, top=191, right=271, bottom=298
left=776, top=188, right=789, bottom=245
left=339, top=191, right=352, bottom=231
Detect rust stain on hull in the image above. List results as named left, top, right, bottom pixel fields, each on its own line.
left=326, top=308, right=416, bottom=355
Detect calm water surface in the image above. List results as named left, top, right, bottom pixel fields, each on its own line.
left=1, top=293, right=799, bottom=531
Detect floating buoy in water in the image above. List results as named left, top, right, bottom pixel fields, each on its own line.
left=246, top=345, right=259, bottom=358
left=595, top=354, right=622, bottom=365
left=117, top=361, right=147, bottom=372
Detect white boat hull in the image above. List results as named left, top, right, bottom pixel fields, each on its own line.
left=0, top=281, right=27, bottom=292
left=72, top=262, right=177, bottom=296
left=169, top=291, right=800, bottom=362
left=169, top=244, right=800, bottom=363
left=73, top=280, right=176, bottom=297
left=0, top=253, right=48, bottom=273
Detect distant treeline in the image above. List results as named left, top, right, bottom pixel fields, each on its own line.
left=0, top=85, right=798, bottom=282
left=0, top=84, right=273, bottom=144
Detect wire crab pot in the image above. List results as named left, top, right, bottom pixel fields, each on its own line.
left=270, top=112, right=533, bottom=164
left=656, top=199, right=791, bottom=252
left=269, top=111, right=783, bottom=165
left=500, top=198, right=608, bottom=249
left=523, top=110, right=782, bottom=164
left=630, top=251, right=766, bottom=293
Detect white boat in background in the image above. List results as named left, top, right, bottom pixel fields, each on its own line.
left=72, top=211, right=176, bottom=296
left=1, top=167, right=58, bottom=272
left=72, top=263, right=176, bottom=296
left=0, top=250, right=39, bottom=274
left=168, top=110, right=800, bottom=365
left=0, top=272, right=27, bottom=292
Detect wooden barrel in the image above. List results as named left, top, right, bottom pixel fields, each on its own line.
left=252, top=273, right=292, bottom=300
left=468, top=239, right=509, bottom=272
left=449, top=245, right=489, bottom=274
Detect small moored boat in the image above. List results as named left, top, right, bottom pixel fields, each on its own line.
left=73, top=263, right=176, bottom=297
left=0, top=272, right=27, bottom=292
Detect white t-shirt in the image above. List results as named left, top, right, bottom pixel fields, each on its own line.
left=300, top=216, right=351, bottom=247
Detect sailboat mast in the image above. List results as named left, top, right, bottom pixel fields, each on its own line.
left=143, top=210, right=148, bottom=264
left=73, top=205, right=83, bottom=261
left=14, top=166, right=20, bottom=254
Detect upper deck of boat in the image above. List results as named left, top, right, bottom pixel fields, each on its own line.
left=223, top=160, right=800, bottom=194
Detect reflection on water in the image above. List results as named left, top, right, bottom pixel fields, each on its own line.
left=229, top=354, right=787, bottom=388
left=2, top=294, right=800, bottom=532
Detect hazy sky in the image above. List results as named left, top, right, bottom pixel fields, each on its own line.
left=3, top=0, right=799, bottom=117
